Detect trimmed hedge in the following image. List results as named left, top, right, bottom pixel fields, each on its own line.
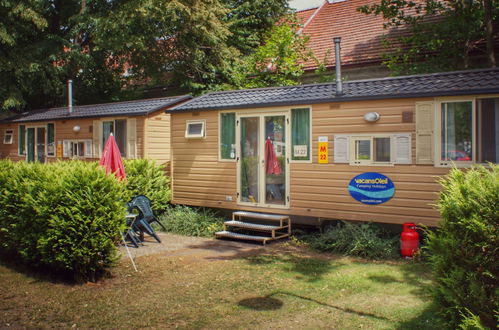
left=123, top=159, right=171, bottom=214
left=0, top=160, right=125, bottom=282
left=426, top=164, right=498, bottom=329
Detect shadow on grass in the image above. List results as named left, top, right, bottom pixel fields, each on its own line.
left=245, top=253, right=341, bottom=283
left=0, top=255, right=78, bottom=285
left=395, top=301, right=444, bottom=330
left=365, top=261, right=434, bottom=298
left=239, top=291, right=389, bottom=321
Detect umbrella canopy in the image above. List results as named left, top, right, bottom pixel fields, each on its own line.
left=265, top=138, right=281, bottom=175
left=99, top=133, right=126, bottom=181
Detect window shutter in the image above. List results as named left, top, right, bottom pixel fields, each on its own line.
left=393, top=134, right=411, bottom=164
left=84, top=140, right=93, bottom=158
left=127, top=118, right=137, bottom=158
left=63, top=140, right=70, bottom=157
left=415, top=102, right=434, bottom=164
left=333, top=135, right=349, bottom=163
left=92, top=120, right=102, bottom=158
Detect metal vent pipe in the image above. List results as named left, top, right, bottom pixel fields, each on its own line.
left=333, top=37, right=343, bottom=96
left=68, top=79, right=73, bottom=113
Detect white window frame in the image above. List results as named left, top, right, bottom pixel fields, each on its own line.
left=290, top=107, right=312, bottom=164
left=219, top=112, right=236, bottom=162
left=3, top=129, right=13, bottom=144
left=46, top=122, right=56, bottom=157
left=340, top=133, right=411, bottom=166
left=102, top=118, right=128, bottom=157
left=435, top=98, right=475, bottom=167
left=63, top=139, right=93, bottom=159
left=349, top=134, right=393, bottom=166
left=185, top=120, right=206, bottom=139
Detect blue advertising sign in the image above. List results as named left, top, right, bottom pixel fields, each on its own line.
left=348, top=172, right=395, bottom=205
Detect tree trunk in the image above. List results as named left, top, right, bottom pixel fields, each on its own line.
left=484, top=0, right=496, bottom=67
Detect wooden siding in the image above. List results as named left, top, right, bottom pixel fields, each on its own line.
left=144, top=111, right=171, bottom=166
left=171, top=98, right=453, bottom=227
left=0, top=116, right=146, bottom=162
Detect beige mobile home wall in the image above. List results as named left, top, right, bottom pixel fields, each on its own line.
left=144, top=112, right=171, bottom=166
left=0, top=117, right=146, bottom=161
left=171, top=98, right=451, bottom=227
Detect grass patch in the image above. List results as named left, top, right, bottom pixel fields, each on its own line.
left=0, top=242, right=442, bottom=329
left=158, top=205, right=224, bottom=237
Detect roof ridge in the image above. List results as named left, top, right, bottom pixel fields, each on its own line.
left=48, top=95, right=190, bottom=111
left=298, top=1, right=328, bottom=34
left=190, top=68, right=499, bottom=99
left=343, top=67, right=499, bottom=85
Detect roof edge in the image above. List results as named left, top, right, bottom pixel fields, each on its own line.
left=166, top=88, right=499, bottom=114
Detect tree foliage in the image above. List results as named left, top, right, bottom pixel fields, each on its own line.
left=0, top=0, right=292, bottom=112
left=222, top=0, right=291, bottom=55
left=358, top=0, right=499, bottom=75
left=236, top=18, right=311, bottom=89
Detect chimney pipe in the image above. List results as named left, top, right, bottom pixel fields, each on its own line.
left=67, top=79, right=73, bottom=113
left=333, top=37, right=343, bottom=96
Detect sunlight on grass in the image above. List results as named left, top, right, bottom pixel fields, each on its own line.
left=0, top=245, right=442, bottom=329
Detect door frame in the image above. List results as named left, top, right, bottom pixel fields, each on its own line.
left=25, top=125, right=47, bottom=163
left=236, top=111, right=291, bottom=209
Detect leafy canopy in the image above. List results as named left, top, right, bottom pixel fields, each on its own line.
left=358, top=0, right=499, bottom=75
left=0, top=0, right=292, bottom=111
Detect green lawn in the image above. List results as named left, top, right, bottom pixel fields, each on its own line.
left=0, top=244, right=441, bottom=329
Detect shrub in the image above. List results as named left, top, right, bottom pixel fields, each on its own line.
left=426, top=165, right=498, bottom=329
left=297, top=221, right=399, bottom=259
left=0, top=160, right=125, bottom=281
left=123, top=159, right=171, bottom=214
left=159, top=205, right=224, bottom=237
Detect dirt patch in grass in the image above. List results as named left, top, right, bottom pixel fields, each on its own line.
left=0, top=235, right=442, bottom=329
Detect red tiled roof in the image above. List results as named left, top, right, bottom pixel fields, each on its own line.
left=298, top=0, right=408, bottom=71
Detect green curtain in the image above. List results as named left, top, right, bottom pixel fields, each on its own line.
left=47, top=123, right=55, bottom=156
left=102, top=121, right=113, bottom=148
left=220, top=113, right=235, bottom=159
left=291, top=108, right=310, bottom=160
left=18, top=125, right=25, bottom=155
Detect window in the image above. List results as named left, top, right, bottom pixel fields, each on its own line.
left=63, top=140, right=92, bottom=158
left=3, top=129, right=13, bottom=144
left=47, top=123, right=55, bottom=156
left=220, top=113, right=235, bottom=160
left=291, top=108, right=311, bottom=161
left=103, top=119, right=127, bottom=157
left=185, top=120, right=205, bottom=138
left=18, top=125, right=25, bottom=155
left=437, top=98, right=498, bottom=165
left=334, top=133, right=411, bottom=165
left=351, top=136, right=391, bottom=165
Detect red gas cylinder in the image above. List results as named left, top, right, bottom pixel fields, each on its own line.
left=400, top=222, right=420, bottom=258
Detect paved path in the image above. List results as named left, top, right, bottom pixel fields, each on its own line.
left=119, top=232, right=267, bottom=261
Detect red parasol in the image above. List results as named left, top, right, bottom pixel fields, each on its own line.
left=265, top=138, right=281, bottom=175
left=99, top=133, right=126, bottom=181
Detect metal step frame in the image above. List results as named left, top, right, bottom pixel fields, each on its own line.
left=216, top=211, right=291, bottom=244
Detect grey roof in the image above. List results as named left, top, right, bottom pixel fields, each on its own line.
left=168, top=68, right=499, bottom=112
left=2, top=95, right=192, bottom=123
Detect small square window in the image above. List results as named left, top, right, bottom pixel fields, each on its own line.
left=185, top=120, right=205, bottom=138
left=3, top=130, right=13, bottom=144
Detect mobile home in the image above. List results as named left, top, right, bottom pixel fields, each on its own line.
left=0, top=95, right=191, bottom=165
left=167, top=69, right=499, bottom=227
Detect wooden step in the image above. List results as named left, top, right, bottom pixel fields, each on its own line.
left=224, top=220, right=283, bottom=232
left=215, top=231, right=271, bottom=244
left=232, top=211, right=289, bottom=221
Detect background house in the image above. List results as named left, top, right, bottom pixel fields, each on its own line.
left=0, top=95, right=191, bottom=167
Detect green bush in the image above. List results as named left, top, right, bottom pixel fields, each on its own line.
left=159, top=205, right=224, bottom=237
left=426, top=165, right=498, bottom=329
left=0, top=160, right=125, bottom=282
left=123, top=159, right=171, bottom=214
left=297, top=221, right=399, bottom=259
